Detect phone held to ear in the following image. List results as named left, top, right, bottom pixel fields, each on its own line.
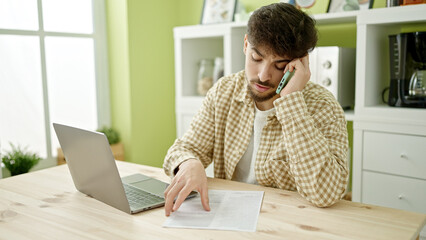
left=276, top=70, right=295, bottom=94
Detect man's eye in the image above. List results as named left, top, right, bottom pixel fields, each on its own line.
left=251, top=55, right=261, bottom=62
left=276, top=65, right=285, bottom=71
left=275, top=63, right=287, bottom=71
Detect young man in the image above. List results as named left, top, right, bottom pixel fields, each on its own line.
left=163, top=3, right=349, bottom=216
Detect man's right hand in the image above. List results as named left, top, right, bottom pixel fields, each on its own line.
left=163, top=159, right=210, bottom=216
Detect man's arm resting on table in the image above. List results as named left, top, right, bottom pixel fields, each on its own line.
left=272, top=92, right=349, bottom=207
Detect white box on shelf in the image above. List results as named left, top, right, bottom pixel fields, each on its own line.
left=309, top=46, right=356, bottom=110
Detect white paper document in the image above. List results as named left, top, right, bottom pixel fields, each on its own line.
left=163, top=190, right=264, bottom=232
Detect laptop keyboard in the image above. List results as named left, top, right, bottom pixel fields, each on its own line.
left=123, top=184, right=164, bottom=209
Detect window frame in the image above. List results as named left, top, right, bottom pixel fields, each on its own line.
left=0, top=0, right=110, bottom=169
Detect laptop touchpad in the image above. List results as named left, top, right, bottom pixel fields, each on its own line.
left=131, top=179, right=168, bottom=197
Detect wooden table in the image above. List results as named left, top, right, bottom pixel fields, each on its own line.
left=0, top=161, right=425, bottom=240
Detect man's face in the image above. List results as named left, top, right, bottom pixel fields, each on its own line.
left=243, top=35, right=291, bottom=103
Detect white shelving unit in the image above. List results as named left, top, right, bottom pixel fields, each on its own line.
left=174, top=23, right=247, bottom=138
left=351, top=6, right=426, bottom=238
left=174, top=6, right=426, bottom=236
left=173, top=11, right=359, bottom=137
left=354, top=5, right=426, bottom=125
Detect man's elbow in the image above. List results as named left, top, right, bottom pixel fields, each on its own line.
left=305, top=186, right=347, bottom=208
left=310, top=197, right=341, bottom=208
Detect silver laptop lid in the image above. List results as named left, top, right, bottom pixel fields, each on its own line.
left=53, top=123, right=131, bottom=214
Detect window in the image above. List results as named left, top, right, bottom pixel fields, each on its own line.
left=0, top=0, right=110, bottom=168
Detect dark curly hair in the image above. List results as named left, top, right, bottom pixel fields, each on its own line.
left=247, top=3, right=318, bottom=59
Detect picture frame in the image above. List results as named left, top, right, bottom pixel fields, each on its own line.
left=201, top=0, right=237, bottom=24
left=280, top=0, right=330, bottom=15
left=327, top=0, right=374, bottom=13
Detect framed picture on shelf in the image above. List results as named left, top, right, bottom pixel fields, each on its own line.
left=327, top=0, right=374, bottom=13
left=201, top=0, right=237, bottom=24
left=280, top=0, right=330, bottom=15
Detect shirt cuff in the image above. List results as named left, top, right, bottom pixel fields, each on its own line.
left=169, top=154, right=197, bottom=176
left=273, top=91, right=307, bottom=121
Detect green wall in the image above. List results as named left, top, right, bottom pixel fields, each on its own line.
left=106, top=0, right=132, bottom=165
left=106, top=0, right=386, bottom=168
left=126, top=1, right=178, bottom=167
left=106, top=0, right=179, bottom=167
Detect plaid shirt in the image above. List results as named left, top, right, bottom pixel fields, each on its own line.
left=164, top=70, right=349, bottom=207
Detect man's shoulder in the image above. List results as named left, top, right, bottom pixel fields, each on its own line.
left=302, top=81, right=344, bottom=115
left=303, top=81, right=337, bottom=103
left=214, top=70, right=246, bottom=96
left=217, top=70, right=245, bottom=88
left=208, top=70, right=247, bottom=109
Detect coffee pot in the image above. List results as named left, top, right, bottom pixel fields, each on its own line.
left=387, top=31, right=426, bottom=108
left=408, top=32, right=426, bottom=98
left=409, top=69, right=425, bottom=97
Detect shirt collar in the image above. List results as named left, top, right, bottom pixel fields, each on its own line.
left=235, top=70, right=253, bottom=106
left=234, top=70, right=279, bottom=120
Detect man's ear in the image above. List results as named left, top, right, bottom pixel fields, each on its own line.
left=243, top=34, right=248, bottom=55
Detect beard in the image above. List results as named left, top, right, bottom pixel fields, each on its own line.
left=246, top=75, right=278, bottom=102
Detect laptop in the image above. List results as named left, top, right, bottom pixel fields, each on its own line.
left=53, top=123, right=196, bottom=214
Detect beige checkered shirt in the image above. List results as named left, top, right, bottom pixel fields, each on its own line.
left=164, top=70, right=349, bottom=207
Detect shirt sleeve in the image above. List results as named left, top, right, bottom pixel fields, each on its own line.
left=163, top=82, right=217, bottom=177
left=272, top=91, right=349, bottom=207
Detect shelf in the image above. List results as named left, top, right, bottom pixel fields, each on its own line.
left=357, top=4, right=426, bottom=25
left=313, top=4, right=426, bottom=25
left=355, top=5, right=426, bottom=122
left=344, top=110, right=355, bottom=121
left=174, top=24, right=227, bottom=39
left=177, top=37, right=224, bottom=97
left=178, top=96, right=356, bottom=122
left=175, top=4, right=426, bottom=35
left=356, top=105, right=426, bottom=127
left=189, top=7, right=360, bottom=33
left=313, top=11, right=357, bottom=24
left=227, top=8, right=359, bottom=26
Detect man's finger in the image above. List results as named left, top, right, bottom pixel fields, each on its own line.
left=164, top=181, right=183, bottom=216
left=199, top=185, right=210, bottom=211
left=164, top=177, right=176, bottom=198
left=172, top=185, right=193, bottom=212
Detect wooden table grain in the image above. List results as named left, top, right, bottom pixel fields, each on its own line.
left=0, top=161, right=425, bottom=240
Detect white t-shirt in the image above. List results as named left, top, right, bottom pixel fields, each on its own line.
left=232, top=106, right=275, bottom=184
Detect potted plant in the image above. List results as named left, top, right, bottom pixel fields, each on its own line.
left=97, top=126, right=121, bottom=145
left=1, top=144, right=41, bottom=176
left=96, top=126, right=125, bottom=161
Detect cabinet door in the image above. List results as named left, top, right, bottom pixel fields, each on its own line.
left=363, top=131, right=426, bottom=180
left=362, top=171, right=426, bottom=214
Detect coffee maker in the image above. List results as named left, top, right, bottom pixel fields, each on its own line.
left=388, top=31, right=426, bottom=108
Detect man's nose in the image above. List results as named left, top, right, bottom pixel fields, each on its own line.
left=258, top=64, right=272, bottom=82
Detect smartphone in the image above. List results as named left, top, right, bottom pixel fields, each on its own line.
left=276, top=70, right=295, bottom=94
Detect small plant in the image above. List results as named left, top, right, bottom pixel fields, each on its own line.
left=1, top=144, right=41, bottom=176
left=96, top=126, right=121, bottom=145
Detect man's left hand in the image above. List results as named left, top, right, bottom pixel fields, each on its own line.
left=279, top=54, right=311, bottom=97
